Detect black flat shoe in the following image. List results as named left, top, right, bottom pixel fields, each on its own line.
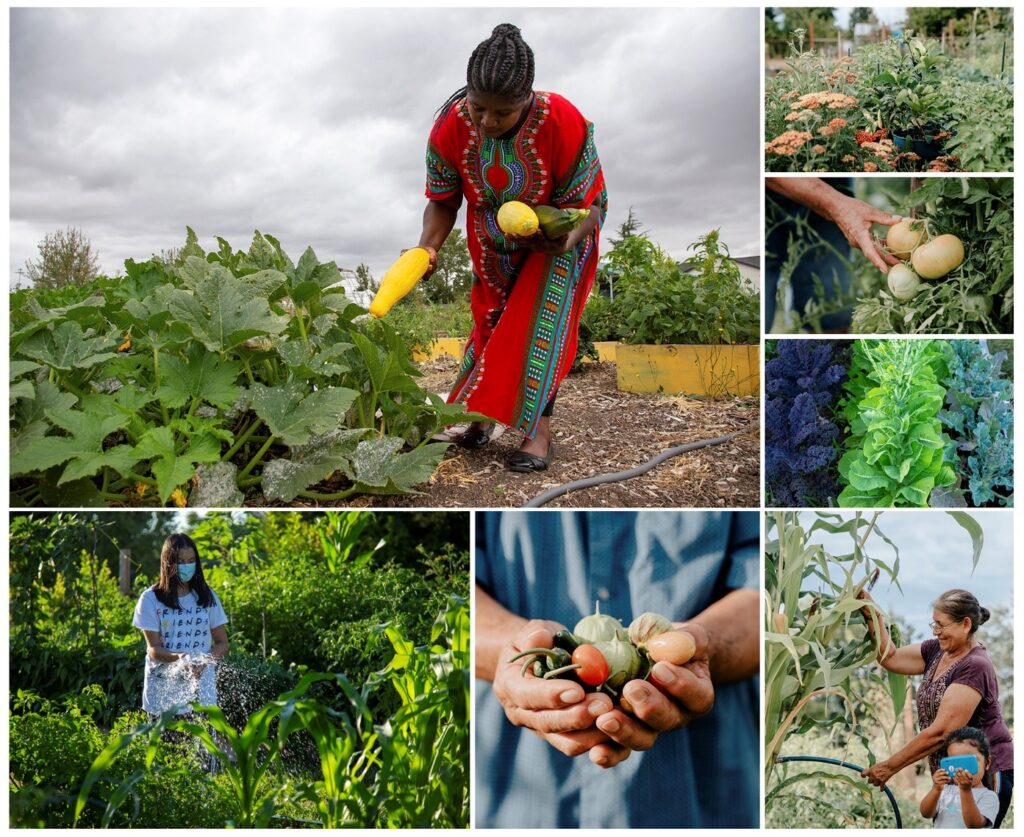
left=454, top=425, right=494, bottom=449
left=508, top=441, right=554, bottom=473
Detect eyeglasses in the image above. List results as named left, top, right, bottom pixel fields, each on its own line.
left=930, top=620, right=956, bottom=633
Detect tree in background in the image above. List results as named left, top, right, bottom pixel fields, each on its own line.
left=353, top=262, right=376, bottom=296
left=781, top=7, right=839, bottom=41
left=23, top=227, right=100, bottom=289
left=419, top=229, right=472, bottom=304
left=848, top=7, right=873, bottom=36
left=907, top=7, right=1013, bottom=37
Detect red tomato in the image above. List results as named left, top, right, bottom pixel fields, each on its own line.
left=571, top=644, right=609, bottom=686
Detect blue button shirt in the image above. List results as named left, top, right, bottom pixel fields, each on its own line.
left=475, top=510, right=760, bottom=828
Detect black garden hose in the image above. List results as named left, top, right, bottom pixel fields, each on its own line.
left=521, top=425, right=757, bottom=508
left=775, top=755, right=903, bottom=828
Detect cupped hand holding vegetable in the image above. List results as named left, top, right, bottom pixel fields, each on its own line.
left=492, top=619, right=615, bottom=759
left=590, top=622, right=712, bottom=769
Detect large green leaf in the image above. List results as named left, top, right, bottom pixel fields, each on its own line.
left=16, top=321, right=118, bottom=371
left=249, top=382, right=358, bottom=446
left=344, top=438, right=448, bottom=494
left=275, top=339, right=352, bottom=378
left=945, top=511, right=984, bottom=570
left=189, top=462, right=244, bottom=508
left=156, top=346, right=242, bottom=409
left=134, top=426, right=222, bottom=503
left=14, top=379, right=78, bottom=427
left=167, top=265, right=287, bottom=353
left=261, top=429, right=368, bottom=501
left=11, top=403, right=138, bottom=482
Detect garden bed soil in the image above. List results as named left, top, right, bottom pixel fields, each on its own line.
left=285, top=358, right=761, bottom=509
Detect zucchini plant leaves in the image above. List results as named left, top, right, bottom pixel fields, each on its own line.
left=250, top=382, right=358, bottom=447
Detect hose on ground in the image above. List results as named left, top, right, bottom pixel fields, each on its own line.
left=774, top=755, right=903, bottom=828
left=521, top=424, right=757, bottom=508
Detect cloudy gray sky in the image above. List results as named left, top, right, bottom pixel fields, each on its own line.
left=795, top=511, right=1013, bottom=641
left=10, top=6, right=761, bottom=287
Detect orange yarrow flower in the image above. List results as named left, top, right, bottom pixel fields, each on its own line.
left=792, top=91, right=857, bottom=110
left=765, top=130, right=814, bottom=155
left=819, top=117, right=848, bottom=137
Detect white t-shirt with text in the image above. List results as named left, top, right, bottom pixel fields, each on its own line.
left=132, top=587, right=228, bottom=714
left=933, top=783, right=1000, bottom=828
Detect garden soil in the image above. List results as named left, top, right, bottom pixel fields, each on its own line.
left=288, top=357, right=761, bottom=509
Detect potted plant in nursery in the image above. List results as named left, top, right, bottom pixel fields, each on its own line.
left=868, top=34, right=956, bottom=160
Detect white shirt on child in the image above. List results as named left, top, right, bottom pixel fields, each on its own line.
left=132, top=588, right=228, bottom=714
left=933, top=784, right=1000, bottom=828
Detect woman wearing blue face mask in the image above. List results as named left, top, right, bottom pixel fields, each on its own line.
left=132, top=534, right=229, bottom=718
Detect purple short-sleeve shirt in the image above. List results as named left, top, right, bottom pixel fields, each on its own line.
left=917, top=638, right=1013, bottom=773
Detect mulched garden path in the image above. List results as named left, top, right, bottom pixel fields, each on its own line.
left=316, top=358, right=761, bottom=509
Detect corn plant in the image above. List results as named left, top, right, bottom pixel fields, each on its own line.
left=765, top=510, right=983, bottom=796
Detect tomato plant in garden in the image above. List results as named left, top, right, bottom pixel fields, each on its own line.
left=10, top=229, right=481, bottom=507
left=766, top=29, right=1013, bottom=172
left=851, top=178, right=1013, bottom=335
left=771, top=178, right=1013, bottom=335
left=765, top=340, right=1013, bottom=508
left=584, top=228, right=759, bottom=346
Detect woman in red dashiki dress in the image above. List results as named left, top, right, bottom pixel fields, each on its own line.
left=416, top=24, right=607, bottom=472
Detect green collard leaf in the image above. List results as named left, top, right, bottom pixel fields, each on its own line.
left=167, top=265, right=288, bottom=353
left=156, top=346, right=242, bottom=409
left=847, top=458, right=891, bottom=492
left=344, top=437, right=448, bottom=495
left=16, top=320, right=118, bottom=372
left=249, top=382, right=358, bottom=446
left=260, top=429, right=367, bottom=502
left=945, top=512, right=984, bottom=571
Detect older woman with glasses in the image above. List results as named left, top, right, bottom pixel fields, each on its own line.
left=857, top=588, right=1013, bottom=827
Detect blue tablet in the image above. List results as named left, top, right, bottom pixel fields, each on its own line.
left=941, top=754, right=979, bottom=778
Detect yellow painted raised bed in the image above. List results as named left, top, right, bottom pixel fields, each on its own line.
left=616, top=344, right=760, bottom=397
left=411, top=337, right=465, bottom=362
left=593, top=341, right=619, bottom=363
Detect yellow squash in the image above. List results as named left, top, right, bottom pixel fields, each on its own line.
left=369, top=248, right=432, bottom=317
left=497, top=201, right=540, bottom=236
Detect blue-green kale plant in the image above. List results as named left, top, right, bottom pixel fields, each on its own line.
left=938, top=341, right=1013, bottom=507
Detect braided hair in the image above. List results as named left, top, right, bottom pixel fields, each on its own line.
left=436, top=23, right=535, bottom=119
